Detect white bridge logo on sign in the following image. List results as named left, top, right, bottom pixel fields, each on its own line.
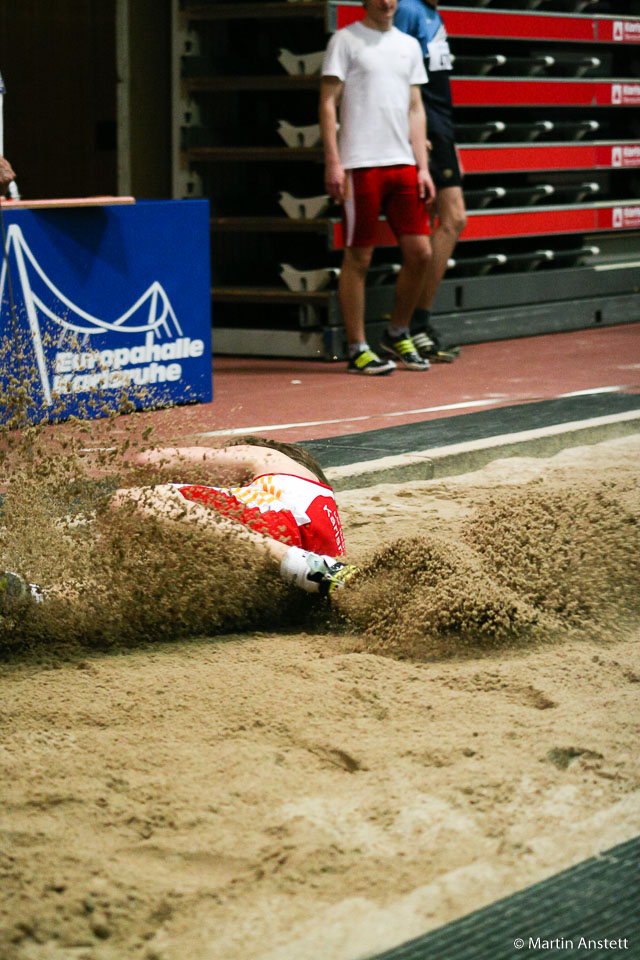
left=0, top=223, right=204, bottom=406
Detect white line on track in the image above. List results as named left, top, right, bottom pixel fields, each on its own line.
left=196, top=399, right=502, bottom=438
left=197, top=386, right=631, bottom=439
left=557, top=385, right=629, bottom=398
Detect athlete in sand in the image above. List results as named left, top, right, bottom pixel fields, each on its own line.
left=115, top=437, right=356, bottom=597
left=1, top=438, right=356, bottom=603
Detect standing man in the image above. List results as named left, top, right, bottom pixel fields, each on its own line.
left=320, top=0, right=436, bottom=375
left=395, top=0, right=466, bottom=363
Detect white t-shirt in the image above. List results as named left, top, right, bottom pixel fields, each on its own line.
left=322, top=21, right=428, bottom=170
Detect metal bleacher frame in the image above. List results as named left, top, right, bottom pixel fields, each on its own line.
left=175, top=0, right=640, bottom=359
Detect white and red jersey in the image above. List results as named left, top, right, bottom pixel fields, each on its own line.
left=173, top=473, right=346, bottom=556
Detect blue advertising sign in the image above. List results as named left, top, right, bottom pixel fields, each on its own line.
left=0, top=199, right=212, bottom=422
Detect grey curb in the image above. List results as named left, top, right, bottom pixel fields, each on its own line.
left=326, top=409, right=640, bottom=491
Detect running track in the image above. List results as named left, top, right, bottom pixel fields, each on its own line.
left=146, top=324, right=640, bottom=449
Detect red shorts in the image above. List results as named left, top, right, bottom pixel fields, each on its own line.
left=343, top=164, right=430, bottom=248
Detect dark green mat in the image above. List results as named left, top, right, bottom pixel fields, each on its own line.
left=303, top=394, right=640, bottom=469
left=366, top=836, right=639, bottom=960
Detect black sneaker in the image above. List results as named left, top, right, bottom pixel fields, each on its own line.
left=0, top=571, right=44, bottom=605
left=379, top=331, right=430, bottom=371
left=412, top=330, right=460, bottom=364
left=347, top=349, right=396, bottom=376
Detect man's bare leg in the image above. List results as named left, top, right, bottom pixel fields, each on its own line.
left=412, top=186, right=466, bottom=360
left=378, top=233, right=432, bottom=371
left=338, top=247, right=394, bottom=375
left=391, top=233, right=432, bottom=329
left=418, top=186, right=466, bottom=310
left=339, top=245, right=374, bottom=347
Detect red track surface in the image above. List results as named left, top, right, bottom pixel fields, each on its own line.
left=145, top=324, right=640, bottom=446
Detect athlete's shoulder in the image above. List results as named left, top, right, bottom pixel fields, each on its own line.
left=422, top=4, right=445, bottom=41
left=323, top=22, right=358, bottom=75
left=394, top=0, right=426, bottom=29
left=333, top=20, right=369, bottom=54
left=390, top=24, right=423, bottom=47
left=396, top=0, right=427, bottom=13
left=328, top=21, right=359, bottom=46
left=339, top=20, right=365, bottom=39
left=394, top=1, right=430, bottom=52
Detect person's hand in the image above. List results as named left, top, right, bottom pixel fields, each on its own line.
left=0, top=156, right=16, bottom=196
left=324, top=158, right=346, bottom=205
left=417, top=167, right=436, bottom=205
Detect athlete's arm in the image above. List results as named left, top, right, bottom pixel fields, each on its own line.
left=133, top=446, right=255, bottom=484
left=319, top=76, right=345, bottom=204
left=133, top=445, right=320, bottom=485
left=408, top=86, right=435, bottom=204
left=113, top=483, right=290, bottom=561
left=0, top=156, right=16, bottom=196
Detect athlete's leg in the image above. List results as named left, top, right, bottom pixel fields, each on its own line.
left=375, top=166, right=433, bottom=369
left=340, top=167, right=392, bottom=368
left=417, top=185, right=466, bottom=311
left=411, top=185, right=466, bottom=361
left=338, top=245, right=375, bottom=347
left=391, top=233, right=432, bottom=330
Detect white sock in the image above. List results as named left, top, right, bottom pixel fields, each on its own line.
left=387, top=323, right=410, bottom=339
left=280, top=546, right=337, bottom=593
left=280, top=546, right=319, bottom=593
left=349, top=341, right=369, bottom=358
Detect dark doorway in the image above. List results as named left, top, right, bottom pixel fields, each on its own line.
left=0, top=0, right=117, bottom=200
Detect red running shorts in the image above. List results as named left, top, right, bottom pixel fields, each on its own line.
left=342, top=164, right=430, bottom=248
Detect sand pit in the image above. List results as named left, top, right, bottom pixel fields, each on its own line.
left=1, top=434, right=639, bottom=960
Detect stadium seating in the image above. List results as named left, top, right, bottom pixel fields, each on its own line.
left=178, top=0, right=640, bottom=357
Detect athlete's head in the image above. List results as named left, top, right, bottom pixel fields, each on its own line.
left=224, top=436, right=330, bottom=487
left=361, top=0, right=398, bottom=30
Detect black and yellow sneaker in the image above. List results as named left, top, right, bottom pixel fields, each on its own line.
left=324, top=561, right=359, bottom=596
left=299, top=555, right=359, bottom=598
left=412, top=330, right=460, bottom=364
left=347, top=348, right=396, bottom=376
left=379, top=330, right=430, bottom=371
left=280, top=547, right=359, bottom=598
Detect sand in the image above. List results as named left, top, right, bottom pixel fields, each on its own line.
left=1, top=434, right=639, bottom=960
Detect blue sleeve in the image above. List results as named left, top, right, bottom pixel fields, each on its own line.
left=394, top=3, right=428, bottom=57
